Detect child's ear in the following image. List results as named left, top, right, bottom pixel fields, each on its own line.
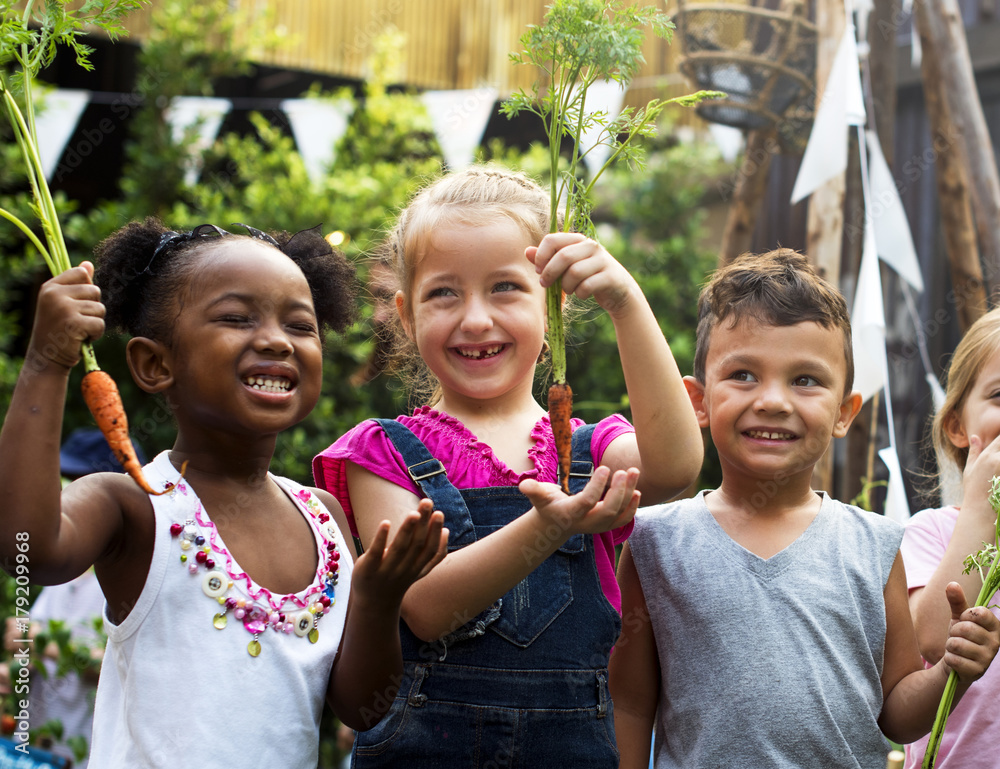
left=832, top=391, right=864, bottom=438
left=683, top=376, right=710, bottom=428
left=942, top=409, right=969, bottom=448
left=126, top=337, right=173, bottom=394
left=395, top=290, right=414, bottom=342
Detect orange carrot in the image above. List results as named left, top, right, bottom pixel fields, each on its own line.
left=81, top=370, right=177, bottom=495
left=549, top=382, right=573, bottom=493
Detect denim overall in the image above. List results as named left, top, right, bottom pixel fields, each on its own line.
left=353, top=420, right=622, bottom=769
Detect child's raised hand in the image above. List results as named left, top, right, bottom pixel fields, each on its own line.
left=519, top=465, right=641, bottom=537
left=351, top=499, right=448, bottom=607
left=30, top=262, right=105, bottom=370
left=526, top=233, right=638, bottom=318
left=942, top=581, right=1000, bottom=683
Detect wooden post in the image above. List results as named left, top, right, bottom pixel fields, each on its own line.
left=912, top=0, right=989, bottom=330
left=808, top=0, right=846, bottom=494
left=913, top=0, right=1000, bottom=303
left=717, top=128, right=779, bottom=267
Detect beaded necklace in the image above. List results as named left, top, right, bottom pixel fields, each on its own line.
left=168, top=481, right=341, bottom=657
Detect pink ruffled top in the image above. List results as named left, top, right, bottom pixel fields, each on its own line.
left=313, top=407, right=635, bottom=612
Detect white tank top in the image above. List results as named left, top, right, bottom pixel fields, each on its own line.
left=89, top=452, right=352, bottom=768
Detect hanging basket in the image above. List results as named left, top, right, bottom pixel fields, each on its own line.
left=674, top=0, right=817, bottom=152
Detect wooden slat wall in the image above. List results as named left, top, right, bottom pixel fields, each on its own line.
left=111, top=1, right=692, bottom=110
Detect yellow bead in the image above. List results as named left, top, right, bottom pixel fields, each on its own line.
left=180, top=554, right=187, bottom=563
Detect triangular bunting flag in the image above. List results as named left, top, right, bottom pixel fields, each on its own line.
left=791, top=27, right=866, bottom=203
left=165, top=96, right=231, bottom=185
left=281, top=98, right=355, bottom=184
left=878, top=446, right=911, bottom=522
left=35, top=89, right=90, bottom=181
left=421, top=87, right=498, bottom=171
left=576, top=80, right=626, bottom=175
left=851, top=224, right=887, bottom=404
left=865, top=131, right=923, bottom=292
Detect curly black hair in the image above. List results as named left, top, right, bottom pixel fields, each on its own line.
left=93, top=217, right=356, bottom=343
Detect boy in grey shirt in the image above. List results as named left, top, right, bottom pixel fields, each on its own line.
left=610, top=250, right=1000, bottom=769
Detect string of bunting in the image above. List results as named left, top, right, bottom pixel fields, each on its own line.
left=29, top=80, right=641, bottom=182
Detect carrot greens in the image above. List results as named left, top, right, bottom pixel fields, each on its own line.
left=1, top=1, right=163, bottom=493
left=502, top=0, right=722, bottom=490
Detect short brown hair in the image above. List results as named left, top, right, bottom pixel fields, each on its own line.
left=693, top=249, right=854, bottom=393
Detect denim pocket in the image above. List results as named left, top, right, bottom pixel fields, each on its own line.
left=353, top=692, right=411, bottom=757
left=482, top=524, right=578, bottom=647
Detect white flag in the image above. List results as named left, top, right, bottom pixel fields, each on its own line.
left=878, top=446, right=911, bottom=522
left=165, top=96, right=231, bottom=185
left=866, top=131, right=923, bottom=292
left=791, top=28, right=866, bottom=203
left=851, top=224, right=887, bottom=404
left=281, top=98, right=354, bottom=183
left=421, top=87, right=498, bottom=171
left=576, top=80, right=626, bottom=175
left=35, top=89, right=90, bottom=181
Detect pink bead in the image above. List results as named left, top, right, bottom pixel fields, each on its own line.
left=206, top=559, right=215, bottom=569
left=188, top=563, right=198, bottom=574
left=195, top=551, right=208, bottom=564
left=283, top=623, right=293, bottom=634
left=170, top=523, right=183, bottom=537
left=269, top=612, right=280, bottom=625
left=235, top=608, right=246, bottom=620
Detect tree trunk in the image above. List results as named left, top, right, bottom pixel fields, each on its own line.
left=913, top=0, right=988, bottom=330
left=913, top=0, right=1000, bottom=304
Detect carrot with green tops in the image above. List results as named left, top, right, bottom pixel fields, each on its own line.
left=503, top=0, right=722, bottom=494
left=1, top=2, right=156, bottom=495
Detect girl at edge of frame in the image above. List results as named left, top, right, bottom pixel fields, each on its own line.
left=312, top=166, right=703, bottom=767
left=0, top=218, right=448, bottom=769
left=901, top=306, right=1000, bottom=769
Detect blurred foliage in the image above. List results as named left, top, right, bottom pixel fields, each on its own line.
left=0, top=0, right=729, bottom=764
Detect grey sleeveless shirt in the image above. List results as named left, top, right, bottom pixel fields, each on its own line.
left=629, top=491, right=904, bottom=769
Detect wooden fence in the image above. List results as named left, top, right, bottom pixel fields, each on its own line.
left=114, top=0, right=696, bottom=110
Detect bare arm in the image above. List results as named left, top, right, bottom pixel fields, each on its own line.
left=326, top=497, right=447, bottom=730
left=911, top=434, right=1000, bottom=662
left=346, top=461, right=640, bottom=641
left=879, top=553, right=1000, bottom=744
left=528, top=234, right=703, bottom=503
left=608, top=542, right=660, bottom=769
left=0, top=264, right=129, bottom=583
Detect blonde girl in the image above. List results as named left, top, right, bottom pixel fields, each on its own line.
left=901, top=307, right=1000, bottom=768
left=314, top=166, right=703, bottom=767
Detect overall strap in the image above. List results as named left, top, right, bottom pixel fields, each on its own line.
left=568, top=423, right=597, bottom=495
left=560, top=423, right=598, bottom=553
left=372, top=419, right=476, bottom=548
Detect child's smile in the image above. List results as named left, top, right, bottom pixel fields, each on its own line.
left=455, top=343, right=507, bottom=360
